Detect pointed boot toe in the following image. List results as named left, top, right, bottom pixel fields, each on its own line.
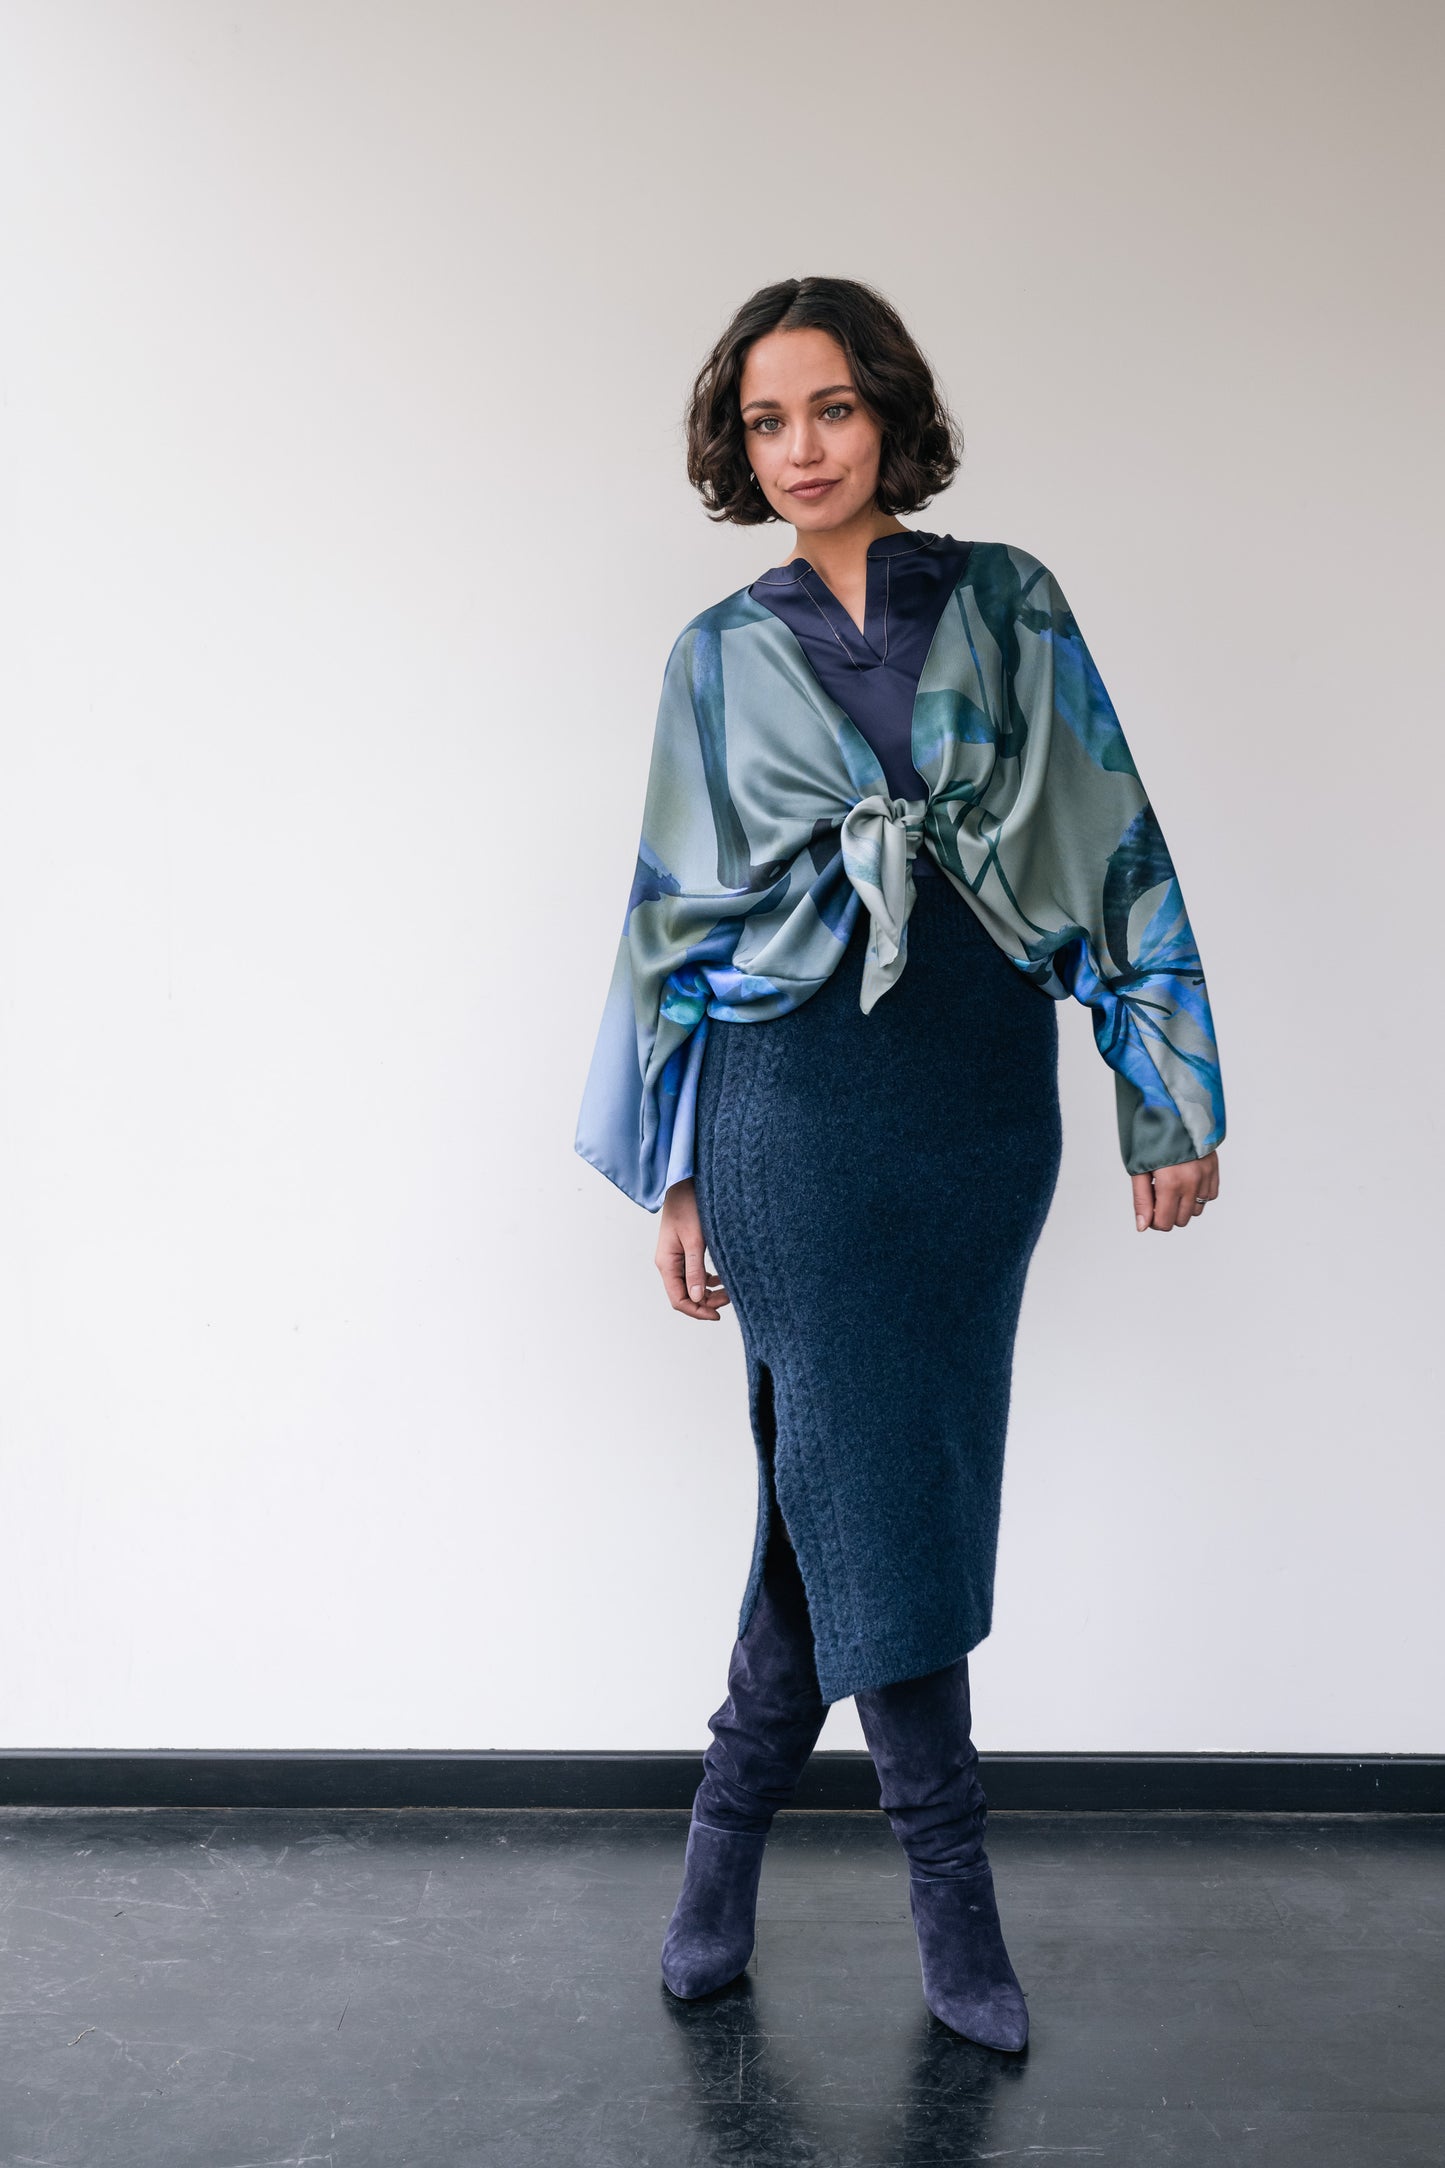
left=660, top=1821, right=769, bottom=2000
left=909, top=1864, right=1030, bottom=2052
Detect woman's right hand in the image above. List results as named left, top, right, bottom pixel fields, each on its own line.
left=655, top=1178, right=731, bottom=1322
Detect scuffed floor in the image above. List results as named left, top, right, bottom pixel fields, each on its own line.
left=0, top=1807, right=1441, bottom=2166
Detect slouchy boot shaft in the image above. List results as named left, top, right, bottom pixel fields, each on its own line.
left=856, top=1656, right=1029, bottom=2051
left=662, top=1494, right=828, bottom=1998
left=855, top=1656, right=988, bottom=1873
left=693, top=1492, right=828, bottom=1835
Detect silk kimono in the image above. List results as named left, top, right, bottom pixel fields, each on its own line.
left=576, top=539, right=1226, bottom=1212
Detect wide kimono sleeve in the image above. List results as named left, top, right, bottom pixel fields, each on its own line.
left=931, top=550, right=1230, bottom=1179
left=981, top=554, right=1227, bottom=1176
left=574, top=621, right=780, bottom=1211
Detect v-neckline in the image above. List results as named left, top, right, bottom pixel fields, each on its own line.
left=769, top=530, right=939, bottom=665
left=746, top=530, right=975, bottom=802
left=751, top=564, right=966, bottom=799
left=802, top=561, right=884, bottom=657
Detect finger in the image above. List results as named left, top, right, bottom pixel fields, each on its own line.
left=664, top=1266, right=725, bottom=1320
left=1132, top=1172, right=1154, bottom=1233
left=1162, top=1164, right=1207, bottom=1229
left=1181, top=1157, right=1216, bottom=1221
left=670, top=1279, right=721, bottom=1320
left=657, top=1243, right=692, bottom=1308
left=656, top=1240, right=728, bottom=1319
left=1149, top=1179, right=1181, bottom=1230
left=684, top=1242, right=709, bottom=1306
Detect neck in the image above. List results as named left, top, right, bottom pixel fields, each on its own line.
left=783, top=504, right=907, bottom=587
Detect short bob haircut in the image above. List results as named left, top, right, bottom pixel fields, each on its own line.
left=685, top=276, right=962, bottom=527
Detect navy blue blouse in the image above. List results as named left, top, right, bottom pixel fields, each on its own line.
left=749, top=528, right=975, bottom=876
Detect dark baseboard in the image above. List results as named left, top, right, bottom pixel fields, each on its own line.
left=0, top=1752, right=1441, bottom=1814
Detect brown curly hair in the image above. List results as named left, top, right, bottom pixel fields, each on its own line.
left=684, top=276, right=962, bottom=527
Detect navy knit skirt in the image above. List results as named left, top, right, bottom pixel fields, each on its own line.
left=693, top=871, right=1063, bottom=1705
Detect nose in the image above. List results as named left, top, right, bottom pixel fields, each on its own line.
left=786, top=417, right=823, bottom=469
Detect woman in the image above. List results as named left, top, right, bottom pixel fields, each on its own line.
left=575, top=276, right=1225, bottom=2051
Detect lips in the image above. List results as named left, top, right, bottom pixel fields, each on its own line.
left=788, top=480, right=838, bottom=499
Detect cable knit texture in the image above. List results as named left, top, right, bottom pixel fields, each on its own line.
left=693, top=875, right=1061, bottom=1704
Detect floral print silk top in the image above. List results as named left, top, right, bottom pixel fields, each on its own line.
left=576, top=535, right=1226, bottom=1210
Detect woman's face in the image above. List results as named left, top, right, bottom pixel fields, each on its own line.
left=738, top=326, right=884, bottom=532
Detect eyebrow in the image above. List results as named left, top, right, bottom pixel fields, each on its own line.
left=740, top=382, right=856, bottom=415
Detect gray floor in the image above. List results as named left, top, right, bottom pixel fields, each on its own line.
left=1, top=1807, right=1441, bottom=2167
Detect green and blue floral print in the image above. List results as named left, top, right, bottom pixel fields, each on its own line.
left=575, top=540, right=1226, bottom=1209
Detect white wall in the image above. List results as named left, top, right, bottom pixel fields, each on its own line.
left=1, top=0, right=1439, bottom=1754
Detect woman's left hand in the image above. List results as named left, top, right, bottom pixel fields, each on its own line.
left=1132, top=1150, right=1220, bottom=1232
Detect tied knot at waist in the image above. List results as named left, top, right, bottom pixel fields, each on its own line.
left=839, top=794, right=935, bottom=1014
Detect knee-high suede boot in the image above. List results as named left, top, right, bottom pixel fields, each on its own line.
left=661, top=1506, right=827, bottom=2000
left=854, top=1657, right=1028, bottom=2052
